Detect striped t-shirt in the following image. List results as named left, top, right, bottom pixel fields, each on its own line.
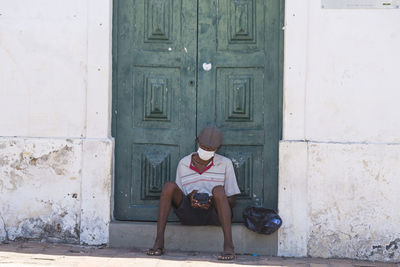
left=175, top=153, right=241, bottom=197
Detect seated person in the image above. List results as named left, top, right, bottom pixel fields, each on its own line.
left=147, top=126, right=240, bottom=260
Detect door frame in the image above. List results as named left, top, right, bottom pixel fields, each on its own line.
left=111, top=0, right=284, bottom=219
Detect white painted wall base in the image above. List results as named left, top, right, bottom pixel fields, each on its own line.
left=278, top=141, right=400, bottom=262
left=0, top=137, right=113, bottom=245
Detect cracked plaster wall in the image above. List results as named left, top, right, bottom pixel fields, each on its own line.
left=307, top=143, right=400, bottom=262
left=0, top=139, right=81, bottom=243
left=279, top=142, right=400, bottom=262
left=0, top=138, right=113, bottom=245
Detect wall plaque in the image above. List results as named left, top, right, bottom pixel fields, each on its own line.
left=322, top=0, right=400, bottom=9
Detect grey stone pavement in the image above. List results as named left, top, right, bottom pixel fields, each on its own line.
left=0, top=241, right=398, bottom=267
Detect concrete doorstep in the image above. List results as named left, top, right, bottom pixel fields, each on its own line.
left=0, top=241, right=398, bottom=267
left=109, top=221, right=277, bottom=255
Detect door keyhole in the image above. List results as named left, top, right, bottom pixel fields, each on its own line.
left=189, top=80, right=195, bottom=86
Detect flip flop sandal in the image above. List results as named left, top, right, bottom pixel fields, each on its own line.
left=146, top=247, right=166, bottom=256
left=217, top=252, right=236, bottom=261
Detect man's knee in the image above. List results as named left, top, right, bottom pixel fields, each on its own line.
left=162, top=181, right=179, bottom=195
left=212, top=185, right=226, bottom=199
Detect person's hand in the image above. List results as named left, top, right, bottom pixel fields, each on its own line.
left=189, top=190, right=201, bottom=208
left=189, top=191, right=213, bottom=209
left=198, top=196, right=212, bottom=210
left=194, top=194, right=213, bottom=210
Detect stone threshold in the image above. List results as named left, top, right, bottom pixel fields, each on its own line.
left=109, top=221, right=277, bottom=255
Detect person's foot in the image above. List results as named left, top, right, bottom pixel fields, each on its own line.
left=146, top=247, right=165, bottom=256
left=218, top=244, right=235, bottom=260
left=217, top=252, right=235, bottom=260
left=147, top=237, right=165, bottom=256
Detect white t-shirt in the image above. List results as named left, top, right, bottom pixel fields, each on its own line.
left=175, top=153, right=241, bottom=197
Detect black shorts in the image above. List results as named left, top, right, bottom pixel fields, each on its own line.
left=173, top=193, right=233, bottom=226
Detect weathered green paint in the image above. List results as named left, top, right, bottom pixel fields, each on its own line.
left=112, top=0, right=283, bottom=222
left=197, top=0, right=282, bottom=221
left=113, top=0, right=197, bottom=221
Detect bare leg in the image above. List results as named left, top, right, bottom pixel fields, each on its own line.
left=212, top=186, right=235, bottom=259
left=148, top=182, right=182, bottom=254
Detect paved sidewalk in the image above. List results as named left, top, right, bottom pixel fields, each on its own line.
left=0, top=241, right=398, bottom=267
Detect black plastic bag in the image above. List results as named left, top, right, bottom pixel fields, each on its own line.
left=242, top=206, right=282, bottom=235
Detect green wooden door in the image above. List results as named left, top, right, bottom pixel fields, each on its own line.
left=113, top=0, right=282, bottom=222
left=113, top=0, right=198, bottom=220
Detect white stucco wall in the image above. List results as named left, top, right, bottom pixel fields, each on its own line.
left=279, top=0, right=400, bottom=262
left=0, top=0, right=113, bottom=245
left=0, top=0, right=87, bottom=137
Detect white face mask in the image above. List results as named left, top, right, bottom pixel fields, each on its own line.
left=197, top=147, right=215, bottom=161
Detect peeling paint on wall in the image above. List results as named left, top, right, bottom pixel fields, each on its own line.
left=80, top=139, right=113, bottom=245
left=0, top=137, right=113, bottom=245
left=0, top=138, right=82, bottom=244
left=1, top=143, right=76, bottom=192
left=307, top=143, right=400, bottom=262
left=279, top=141, right=400, bottom=262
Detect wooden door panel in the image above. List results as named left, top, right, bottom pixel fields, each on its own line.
left=113, top=0, right=282, bottom=221
left=218, top=145, right=264, bottom=220
left=134, top=0, right=181, bottom=50
left=114, top=0, right=197, bottom=220
left=217, top=0, right=264, bottom=51
left=133, top=67, right=180, bottom=129
left=128, top=143, right=180, bottom=220
left=215, top=67, right=264, bottom=129
left=198, top=0, right=281, bottom=222
left=132, top=144, right=180, bottom=204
